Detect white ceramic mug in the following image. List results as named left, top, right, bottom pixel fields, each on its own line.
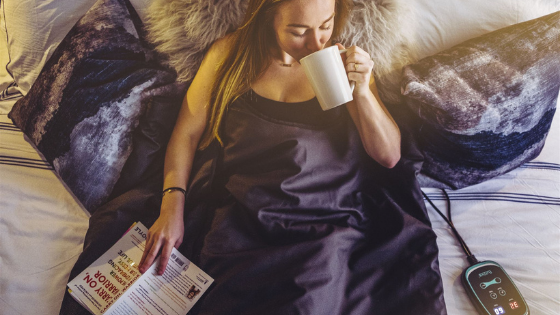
left=300, top=46, right=355, bottom=111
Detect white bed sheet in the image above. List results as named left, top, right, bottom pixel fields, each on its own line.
left=0, top=99, right=90, bottom=315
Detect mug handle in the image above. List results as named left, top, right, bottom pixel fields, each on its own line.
left=339, top=49, right=356, bottom=92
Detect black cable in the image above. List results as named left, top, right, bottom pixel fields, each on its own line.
left=442, top=189, right=451, bottom=222
left=422, top=189, right=479, bottom=265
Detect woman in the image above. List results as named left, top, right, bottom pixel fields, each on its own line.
left=136, top=0, right=444, bottom=314
left=140, top=0, right=400, bottom=276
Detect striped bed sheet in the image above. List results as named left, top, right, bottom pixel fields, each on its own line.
left=424, top=186, right=560, bottom=206
left=0, top=107, right=90, bottom=315
left=0, top=96, right=558, bottom=315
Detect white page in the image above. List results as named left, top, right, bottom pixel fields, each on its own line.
left=105, top=247, right=213, bottom=315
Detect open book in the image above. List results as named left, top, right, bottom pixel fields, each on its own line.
left=67, top=222, right=213, bottom=315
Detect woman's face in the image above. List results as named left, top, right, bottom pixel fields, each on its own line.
left=273, top=0, right=336, bottom=61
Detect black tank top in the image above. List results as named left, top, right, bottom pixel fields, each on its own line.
left=216, top=89, right=373, bottom=217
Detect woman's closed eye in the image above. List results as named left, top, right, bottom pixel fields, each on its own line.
left=291, top=26, right=332, bottom=38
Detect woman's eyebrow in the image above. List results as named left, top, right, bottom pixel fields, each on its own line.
left=286, top=13, right=335, bottom=28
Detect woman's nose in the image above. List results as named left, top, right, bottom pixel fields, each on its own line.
left=306, top=31, right=323, bottom=53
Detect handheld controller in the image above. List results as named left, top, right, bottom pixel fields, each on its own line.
left=462, top=261, right=529, bottom=315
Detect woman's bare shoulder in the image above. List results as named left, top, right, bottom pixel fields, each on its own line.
left=205, top=34, right=235, bottom=62
left=188, top=34, right=235, bottom=99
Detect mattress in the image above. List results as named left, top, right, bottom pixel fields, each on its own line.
left=0, top=97, right=559, bottom=315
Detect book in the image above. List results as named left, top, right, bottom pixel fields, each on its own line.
left=67, top=222, right=213, bottom=315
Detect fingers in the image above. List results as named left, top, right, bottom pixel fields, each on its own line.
left=347, top=62, right=360, bottom=73
left=338, top=45, right=374, bottom=91
left=335, top=43, right=347, bottom=63
left=341, top=45, right=373, bottom=73
left=347, top=71, right=369, bottom=86
left=345, top=58, right=374, bottom=73
left=139, top=200, right=185, bottom=274
left=335, top=43, right=372, bottom=70
left=157, top=242, right=175, bottom=275
left=346, top=61, right=374, bottom=87
left=138, top=222, right=184, bottom=274
left=175, top=238, right=183, bottom=249
left=139, top=236, right=162, bottom=273
left=139, top=236, right=153, bottom=271
left=343, top=45, right=367, bottom=59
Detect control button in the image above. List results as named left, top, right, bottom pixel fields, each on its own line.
left=480, top=277, right=502, bottom=289
left=498, top=288, right=506, bottom=296
left=490, top=291, right=498, bottom=299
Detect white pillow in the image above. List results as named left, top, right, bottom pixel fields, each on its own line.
left=0, top=1, right=13, bottom=98
left=409, top=0, right=560, bottom=60
left=1, top=0, right=151, bottom=96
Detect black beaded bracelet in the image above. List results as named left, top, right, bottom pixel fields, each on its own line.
left=162, top=187, right=186, bottom=197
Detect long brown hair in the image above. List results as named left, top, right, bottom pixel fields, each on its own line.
left=198, top=0, right=351, bottom=149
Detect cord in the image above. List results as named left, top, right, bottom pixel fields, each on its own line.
left=422, top=189, right=479, bottom=266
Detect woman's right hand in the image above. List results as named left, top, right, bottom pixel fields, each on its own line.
left=138, top=193, right=185, bottom=275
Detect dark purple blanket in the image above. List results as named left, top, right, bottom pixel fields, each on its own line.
left=60, top=91, right=446, bottom=315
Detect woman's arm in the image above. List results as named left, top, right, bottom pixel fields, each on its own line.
left=337, top=43, right=401, bottom=168
left=138, top=37, right=231, bottom=275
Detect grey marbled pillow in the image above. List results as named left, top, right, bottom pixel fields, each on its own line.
left=8, top=0, right=179, bottom=212
left=401, top=11, right=560, bottom=189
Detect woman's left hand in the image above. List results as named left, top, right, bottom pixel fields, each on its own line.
left=336, top=43, right=374, bottom=96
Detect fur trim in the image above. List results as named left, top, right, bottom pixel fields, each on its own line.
left=335, top=0, right=416, bottom=104
left=144, top=0, right=415, bottom=104
left=144, top=0, right=248, bottom=82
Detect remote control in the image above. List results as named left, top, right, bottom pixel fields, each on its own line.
left=462, top=261, right=529, bottom=315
